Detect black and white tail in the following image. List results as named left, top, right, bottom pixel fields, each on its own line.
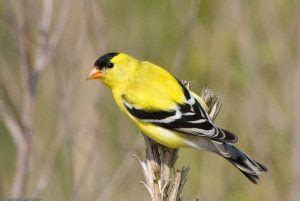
left=214, top=142, right=267, bottom=184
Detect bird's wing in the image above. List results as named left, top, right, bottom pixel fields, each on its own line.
left=122, top=81, right=238, bottom=143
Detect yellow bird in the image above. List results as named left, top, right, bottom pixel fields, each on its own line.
left=87, top=52, right=267, bottom=183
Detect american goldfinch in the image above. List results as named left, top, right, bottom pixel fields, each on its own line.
left=87, top=52, right=267, bottom=183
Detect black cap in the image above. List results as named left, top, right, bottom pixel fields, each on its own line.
left=94, top=52, right=119, bottom=69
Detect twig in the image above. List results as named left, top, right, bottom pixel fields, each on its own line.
left=0, top=101, right=23, bottom=149
left=34, top=18, right=85, bottom=196
left=7, top=2, right=32, bottom=196
left=291, top=21, right=300, bottom=200
left=34, top=0, right=70, bottom=77
left=0, top=0, right=70, bottom=196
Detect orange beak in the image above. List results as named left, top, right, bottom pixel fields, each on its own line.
left=86, top=68, right=102, bottom=80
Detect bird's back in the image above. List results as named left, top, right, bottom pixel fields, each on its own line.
left=116, top=61, right=186, bottom=110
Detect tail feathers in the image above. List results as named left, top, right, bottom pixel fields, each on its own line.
left=217, top=128, right=238, bottom=144
left=214, top=142, right=267, bottom=184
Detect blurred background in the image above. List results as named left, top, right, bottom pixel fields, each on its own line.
left=0, top=0, right=299, bottom=200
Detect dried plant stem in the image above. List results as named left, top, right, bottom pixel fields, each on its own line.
left=135, top=81, right=222, bottom=201
left=0, top=0, right=70, bottom=196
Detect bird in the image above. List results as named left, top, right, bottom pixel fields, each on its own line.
left=86, top=52, right=267, bottom=183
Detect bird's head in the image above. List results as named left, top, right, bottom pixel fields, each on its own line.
left=86, top=52, right=138, bottom=88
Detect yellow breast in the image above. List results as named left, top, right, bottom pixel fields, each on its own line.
left=133, top=118, right=191, bottom=148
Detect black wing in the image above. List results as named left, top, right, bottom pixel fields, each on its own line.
left=122, top=82, right=238, bottom=143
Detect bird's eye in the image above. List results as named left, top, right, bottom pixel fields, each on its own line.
left=107, top=62, right=114, bottom=68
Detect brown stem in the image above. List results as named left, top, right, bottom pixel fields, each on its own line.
left=0, top=0, right=70, bottom=196
left=11, top=137, right=31, bottom=196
